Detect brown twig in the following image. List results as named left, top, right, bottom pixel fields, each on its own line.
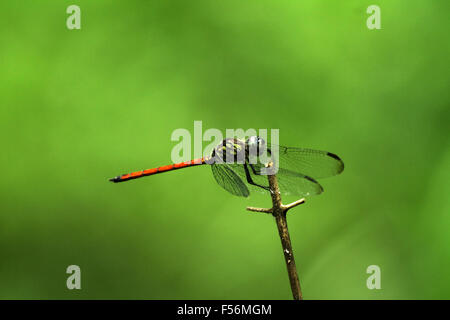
left=246, top=163, right=305, bottom=300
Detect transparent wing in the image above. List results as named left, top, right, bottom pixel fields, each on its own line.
left=268, top=143, right=344, bottom=179
left=226, top=163, right=323, bottom=197
left=276, top=168, right=323, bottom=196
left=211, top=163, right=250, bottom=197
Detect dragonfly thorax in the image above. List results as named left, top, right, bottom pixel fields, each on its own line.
left=208, top=136, right=267, bottom=165
left=210, top=138, right=247, bottom=164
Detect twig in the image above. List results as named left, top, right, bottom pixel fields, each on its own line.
left=245, top=206, right=273, bottom=213
left=246, top=163, right=305, bottom=300
left=282, top=198, right=305, bottom=211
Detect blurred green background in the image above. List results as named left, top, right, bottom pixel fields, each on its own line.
left=0, top=0, right=449, bottom=299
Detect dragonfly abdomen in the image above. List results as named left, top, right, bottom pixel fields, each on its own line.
left=109, top=158, right=206, bottom=183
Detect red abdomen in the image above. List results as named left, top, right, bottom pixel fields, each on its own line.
left=109, top=158, right=206, bottom=183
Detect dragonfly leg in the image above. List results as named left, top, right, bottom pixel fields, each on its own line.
left=249, top=163, right=261, bottom=175
left=244, top=163, right=270, bottom=192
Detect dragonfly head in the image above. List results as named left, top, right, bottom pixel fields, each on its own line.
left=246, top=136, right=266, bottom=156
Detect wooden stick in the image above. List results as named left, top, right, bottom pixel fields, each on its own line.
left=246, top=163, right=305, bottom=300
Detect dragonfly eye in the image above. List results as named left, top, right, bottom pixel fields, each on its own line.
left=246, top=136, right=258, bottom=146
left=246, top=136, right=266, bottom=156
left=257, top=137, right=266, bottom=148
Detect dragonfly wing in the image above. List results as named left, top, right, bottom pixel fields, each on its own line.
left=226, top=163, right=323, bottom=197
left=268, top=144, right=344, bottom=179
left=276, top=168, right=323, bottom=196
left=226, top=163, right=269, bottom=194
left=211, top=163, right=250, bottom=197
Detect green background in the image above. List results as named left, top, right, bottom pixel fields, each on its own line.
left=0, top=0, right=449, bottom=299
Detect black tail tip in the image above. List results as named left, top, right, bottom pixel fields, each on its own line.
left=109, top=176, right=121, bottom=183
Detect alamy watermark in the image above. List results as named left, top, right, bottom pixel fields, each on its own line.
left=66, top=5, right=81, bottom=30
left=171, top=121, right=280, bottom=175
left=66, top=265, right=81, bottom=290
left=366, top=265, right=381, bottom=289
left=367, top=5, right=381, bottom=30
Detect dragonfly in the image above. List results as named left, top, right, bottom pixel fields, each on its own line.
left=109, top=136, right=344, bottom=197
